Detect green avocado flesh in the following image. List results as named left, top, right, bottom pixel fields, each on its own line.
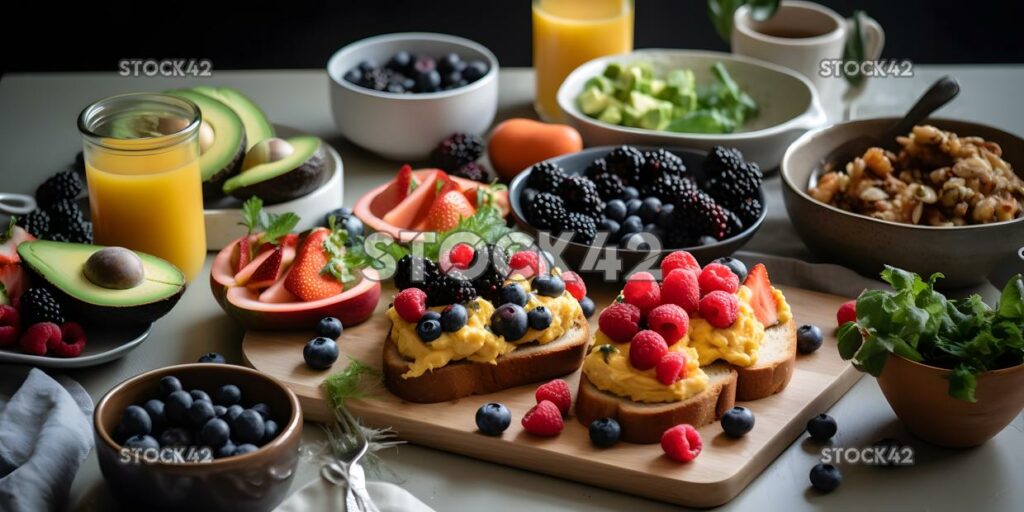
left=17, top=241, right=185, bottom=325
left=222, top=135, right=328, bottom=203
left=165, top=89, right=246, bottom=187
left=190, top=86, right=274, bottom=150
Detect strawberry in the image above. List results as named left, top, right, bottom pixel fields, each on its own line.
left=377, top=164, right=419, bottom=210
left=744, top=263, right=779, bottom=327
left=284, top=228, right=345, bottom=301
left=247, top=246, right=284, bottom=289
left=0, top=225, right=35, bottom=265
left=0, top=264, right=27, bottom=304
left=423, top=190, right=476, bottom=232
left=235, top=235, right=254, bottom=271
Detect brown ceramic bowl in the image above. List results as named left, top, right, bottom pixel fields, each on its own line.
left=877, top=355, right=1024, bottom=448
left=782, top=117, right=1024, bottom=289
left=94, top=363, right=303, bottom=512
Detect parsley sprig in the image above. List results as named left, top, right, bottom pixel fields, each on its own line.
left=238, top=197, right=300, bottom=263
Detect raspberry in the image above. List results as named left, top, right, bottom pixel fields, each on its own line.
left=656, top=352, right=688, bottom=386
left=508, top=250, right=546, bottom=279
left=394, top=288, right=428, bottom=323
left=837, top=300, right=857, bottom=327
left=661, top=424, right=702, bottom=463
left=629, top=330, right=668, bottom=371
left=622, top=272, right=661, bottom=315
left=661, top=251, right=700, bottom=277
left=699, top=263, right=740, bottom=296
left=661, top=269, right=700, bottom=315
left=50, top=322, right=87, bottom=358
left=699, top=291, right=740, bottom=328
left=521, top=400, right=564, bottom=436
left=598, top=303, right=641, bottom=343
left=561, top=271, right=586, bottom=301
left=448, top=243, right=475, bottom=270
left=0, top=305, right=21, bottom=347
left=19, top=322, right=61, bottom=356
left=647, top=304, right=689, bottom=344
left=534, top=379, right=571, bottom=416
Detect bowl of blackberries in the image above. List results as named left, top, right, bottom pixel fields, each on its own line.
left=94, top=363, right=302, bottom=512
left=510, top=145, right=767, bottom=271
left=327, top=32, right=499, bottom=160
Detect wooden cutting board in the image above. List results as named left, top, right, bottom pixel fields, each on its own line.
left=243, top=281, right=860, bottom=508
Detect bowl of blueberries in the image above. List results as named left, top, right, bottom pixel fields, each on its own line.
left=94, top=363, right=302, bottom=512
left=327, top=32, right=499, bottom=160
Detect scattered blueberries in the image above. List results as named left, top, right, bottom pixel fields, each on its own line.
left=197, top=352, right=226, bottom=364
left=475, top=402, right=512, bottom=436
left=324, top=207, right=365, bottom=239
left=232, top=410, right=266, bottom=445
left=190, top=389, right=212, bottom=403
left=490, top=303, right=529, bottom=341
left=120, top=405, right=152, bottom=437
left=345, top=51, right=489, bottom=94
left=604, top=200, right=627, bottom=222
left=187, top=400, right=216, bottom=428
left=124, top=434, right=160, bottom=451
left=589, top=417, right=621, bottom=447
left=251, top=403, right=272, bottom=420
left=416, top=316, right=443, bottom=342
left=797, top=324, right=824, bottom=354
left=143, top=399, right=166, bottom=430
left=159, top=376, right=182, bottom=398
left=712, top=256, right=748, bottom=282
left=580, top=296, right=596, bottom=318
left=809, top=463, right=842, bottom=492
left=233, top=443, right=259, bottom=456
left=303, top=336, right=340, bottom=369
left=164, top=390, right=193, bottom=425
left=499, top=283, right=529, bottom=307
left=225, top=405, right=244, bottom=422
left=527, top=306, right=553, bottom=330
left=440, top=304, right=469, bottom=332
left=721, top=406, right=755, bottom=438
left=316, top=316, right=344, bottom=339
left=200, top=418, right=231, bottom=448
left=807, top=413, right=838, bottom=442
left=213, top=384, right=242, bottom=406
left=533, top=275, right=565, bottom=298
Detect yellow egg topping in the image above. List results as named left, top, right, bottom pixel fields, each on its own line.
left=583, top=331, right=708, bottom=403
left=689, top=285, right=792, bottom=367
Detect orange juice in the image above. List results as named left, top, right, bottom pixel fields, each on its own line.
left=532, top=0, right=634, bottom=121
left=79, top=94, right=207, bottom=281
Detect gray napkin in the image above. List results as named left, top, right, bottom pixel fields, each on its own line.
left=0, top=366, right=94, bottom=512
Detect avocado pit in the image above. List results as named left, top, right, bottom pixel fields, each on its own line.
left=84, top=247, right=145, bottom=290
left=243, top=138, right=294, bottom=171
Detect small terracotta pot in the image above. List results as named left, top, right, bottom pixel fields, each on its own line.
left=877, top=355, right=1024, bottom=448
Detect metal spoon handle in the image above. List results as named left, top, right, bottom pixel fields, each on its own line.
left=885, top=76, right=960, bottom=140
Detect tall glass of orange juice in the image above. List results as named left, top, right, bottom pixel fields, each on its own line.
left=532, top=0, right=634, bottom=121
left=78, top=93, right=206, bottom=281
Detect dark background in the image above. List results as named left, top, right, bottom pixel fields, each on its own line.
left=3, top=0, right=1023, bottom=73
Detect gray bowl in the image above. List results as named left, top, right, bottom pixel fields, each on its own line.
left=782, top=117, right=1024, bottom=289
left=509, top=146, right=766, bottom=276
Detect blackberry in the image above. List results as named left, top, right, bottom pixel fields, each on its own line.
left=734, top=197, right=764, bottom=226
left=527, top=192, right=567, bottom=230
left=526, top=161, right=565, bottom=192
left=591, top=172, right=624, bottom=201
left=664, top=224, right=698, bottom=248
left=643, top=149, right=686, bottom=177
left=558, top=212, right=597, bottom=244
left=361, top=68, right=398, bottom=91
left=65, top=220, right=93, bottom=244
left=17, top=209, right=50, bottom=238
left=674, top=189, right=733, bottom=240
left=469, top=244, right=507, bottom=303
left=35, top=170, right=84, bottom=208
left=584, top=158, right=609, bottom=180
left=20, top=287, right=65, bottom=325
left=558, top=175, right=604, bottom=218
left=646, top=175, right=698, bottom=203
left=426, top=270, right=478, bottom=306
left=451, top=161, right=488, bottom=182
left=431, top=133, right=484, bottom=171
left=394, top=255, right=440, bottom=291
left=47, top=232, right=70, bottom=243
left=46, top=199, right=85, bottom=233
left=703, top=146, right=746, bottom=179
left=604, top=146, right=645, bottom=185
left=705, top=161, right=763, bottom=208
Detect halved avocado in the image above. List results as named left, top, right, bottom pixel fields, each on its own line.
left=165, top=89, right=246, bottom=199
left=190, top=86, right=274, bottom=150
left=221, top=136, right=329, bottom=204
left=16, top=240, right=186, bottom=326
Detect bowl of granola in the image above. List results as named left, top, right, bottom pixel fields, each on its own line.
left=782, top=119, right=1024, bottom=288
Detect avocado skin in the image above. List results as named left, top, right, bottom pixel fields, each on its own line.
left=225, top=143, right=329, bottom=204
left=201, top=133, right=246, bottom=199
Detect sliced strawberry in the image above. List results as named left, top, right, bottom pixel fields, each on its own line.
left=463, top=185, right=511, bottom=217
left=259, top=266, right=300, bottom=303
left=744, top=263, right=779, bottom=327
left=0, top=264, right=27, bottom=303
left=284, top=228, right=345, bottom=301
left=234, top=248, right=276, bottom=286
left=0, top=227, right=35, bottom=265
left=417, top=190, right=476, bottom=232
left=232, top=235, right=256, bottom=272
left=382, top=170, right=443, bottom=229
left=376, top=164, right=419, bottom=211
left=247, top=246, right=284, bottom=289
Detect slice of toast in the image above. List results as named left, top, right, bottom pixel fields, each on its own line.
left=575, top=362, right=738, bottom=444
left=734, top=319, right=796, bottom=401
left=383, top=316, right=590, bottom=404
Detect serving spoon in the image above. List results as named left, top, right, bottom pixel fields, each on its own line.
left=809, top=75, right=960, bottom=188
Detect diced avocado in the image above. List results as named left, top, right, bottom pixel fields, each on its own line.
left=583, top=75, right=614, bottom=94
left=190, top=86, right=275, bottom=150
left=598, top=104, right=622, bottom=125
left=165, top=89, right=245, bottom=198
left=16, top=240, right=185, bottom=326
left=648, top=79, right=667, bottom=98
left=666, top=69, right=696, bottom=90
left=628, top=90, right=662, bottom=115
left=222, top=136, right=329, bottom=204
left=638, top=102, right=674, bottom=131
left=578, top=88, right=611, bottom=116
left=603, top=62, right=624, bottom=80
left=622, top=105, right=643, bottom=128
left=614, top=67, right=645, bottom=102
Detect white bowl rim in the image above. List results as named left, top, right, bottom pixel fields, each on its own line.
left=326, top=32, right=499, bottom=101
left=781, top=115, right=1024, bottom=232
left=557, top=49, right=825, bottom=141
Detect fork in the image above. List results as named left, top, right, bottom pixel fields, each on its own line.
left=321, top=405, right=380, bottom=512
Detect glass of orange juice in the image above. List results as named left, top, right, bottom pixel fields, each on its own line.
left=78, top=93, right=207, bottom=281
left=532, top=0, right=634, bottom=122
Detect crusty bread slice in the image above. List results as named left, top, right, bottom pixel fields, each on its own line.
left=575, top=363, right=738, bottom=444
left=734, top=319, right=797, bottom=401
left=383, top=316, right=590, bottom=403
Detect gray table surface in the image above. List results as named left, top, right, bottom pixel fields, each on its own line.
left=1, top=66, right=1022, bottom=512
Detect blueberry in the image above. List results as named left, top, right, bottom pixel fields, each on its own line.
left=159, top=376, right=182, bottom=398
left=698, top=235, right=718, bottom=246
left=158, top=427, right=192, bottom=447
left=164, top=390, right=193, bottom=425
left=809, top=463, right=842, bottom=492
left=422, top=310, right=441, bottom=322
left=621, top=186, right=640, bottom=200
left=402, top=78, right=416, bottom=91
left=620, top=232, right=651, bottom=251
left=213, top=384, right=242, bottom=406
left=216, top=441, right=237, bottom=459
left=143, top=399, right=166, bottom=429
left=437, top=52, right=461, bottom=73
left=598, top=218, right=620, bottom=239
left=642, top=223, right=658, bottom=233
left=233, top=410, right=266, bottom=445
left=527, top=306, right=553, bottom=330
left=416, top=70, right=441, bottom=92
left=200, top=418, right=231, bottom=448
left=440, top=304, right=469, bottom=332
left=657, top=204, right=675, bottom=228
left=214, top=405, right=227, bottom=417
left=416, top=317, right=442, bottom=342
left=625, top=198, right=643, bottom=216
left=580, top=296, right=596, bottom=318
left=387, top=51, right=412, bottom=71
left=234, top=443, right=259, bottom=456
left=807, top=413, right=838, bottom=442
left=120, top=405, right=152, bottom=436
left=620, top=215, right=643, bottom=236
left=721, top=406, right=755, bottom=437
left=639, top=197, right=662, bottom=223
left=589, top=417, right=621, bottom=447
left=343, top=68, right=362, bottom=84
left=304, top=336, right=339, bottom=369
left=187, top=399, right=216, bottom=427
left=225, top=404, right=244, bottom=422
left=533, top=275, right=565, bottom=297
left=316, top=317, right=343, bottom=339
left=475, top=402, right=511, bottom=435
left=262, top=419, right=280, bottom=444
left=123, top=434, right=159, bottom=451
left=190, top=389, right=212, bottom=403
left=251, top=403, right=272, bottom=420
left=463, top=60, right=489, bottom=82
left=604, top=199, right=627, bottom=222
left=356, top=59, right=376, bottom=74
left=712, top=256, right=748, bottom=282
left=490, top=304, right=528, bottom=341
left=499, top=283, right=529, bottom=307
left=198, top=352, right=226, bottom=364
left=441, top=71, right=463, bottom=88
left=340, top=215, right=364, bottom=238
left=797, top=324, right=824, bottom=354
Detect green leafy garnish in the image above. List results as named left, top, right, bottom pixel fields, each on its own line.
left=237, top=196, right=300, bottom=255
left=842, top=10, right=867, bottom=86
left=260, top=212, right=299, bottom=246
left=707, top=0, right=780, bottom=41
left=380, top=204, right=512, bottom=262
left=840, top=266, right=1024, bottom=402
left=240, top=197, right=264, bottom=234
left=323, top=357, right=382, bottom=407
left=599, top=344, right=619, bottom=363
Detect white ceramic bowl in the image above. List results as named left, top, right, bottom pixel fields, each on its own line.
left=557, top=50, right=826, bottom=170
left=327, top=32, right=499, bottom=160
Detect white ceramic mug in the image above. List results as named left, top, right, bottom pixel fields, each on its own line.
left=731, top=0, right=884, bottom=103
